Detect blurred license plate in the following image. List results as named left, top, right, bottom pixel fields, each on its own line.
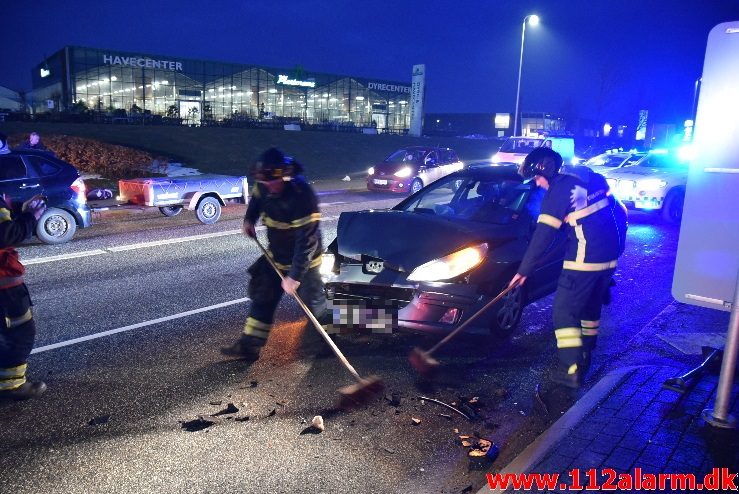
left=373, top=179, right=388, bottom=185
left=331, top=301, right=395, bottom=333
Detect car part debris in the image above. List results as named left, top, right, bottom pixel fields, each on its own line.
left=267, top=408, right=277, bottom=417
left=234, top=416, right=250, bottom=422
left=419, top=396, right=471, bottom=420
left=250, top=381, right=258, bottom=388
left=181, top=416, right=216, bottom=432
left=411, top=417, right=421, bottom=425
left=87, top=415, right=111, bottom=426
left=385, top=392, right=402, bottom=407
left=254, top=236, right=384, bottom=408
left=662, top=346, right=723, bottom=394
left=439, top=413, right=453, bottom=420
left=212, top=403, right=240, bottom=416
left=409, top=281, right=521, bottom=378
left=311, top=415, right=325, bottom=432
left=534, top=383, right=549, bottom=416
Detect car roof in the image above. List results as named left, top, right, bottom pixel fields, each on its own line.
left=400, top=146, right=454, bottom=152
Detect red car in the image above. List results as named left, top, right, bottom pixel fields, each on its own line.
left=366, top=146, right=464, bottom=194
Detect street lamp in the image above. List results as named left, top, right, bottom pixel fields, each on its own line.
left=513, top=14, right=540, bottom=137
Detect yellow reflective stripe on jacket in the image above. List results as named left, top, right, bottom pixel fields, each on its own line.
left=538, top=214, right=562, bottom=229
left=0, top=208, right=11, bottom=223
left=574, top=224, right=587, bottom=263
left=563, top=260, right=618, bottom=271
left=261, top=212, right=321, bottom=230
left=0, top=363, right=27, bottom=379
left=565, top=197, right=610, bottom=225
left=267, top=250, right=322, bottom=271
left=5, top=309, right=32, bottom=329
left=555, top=327, right=582, bottom=348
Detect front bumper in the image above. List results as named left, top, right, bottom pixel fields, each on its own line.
left=366, top=176, right=410, bottom=193
left=325, top=264, right=481, bottom=334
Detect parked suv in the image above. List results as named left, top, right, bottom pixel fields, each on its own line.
left=0, top=149, right=92, bottom=243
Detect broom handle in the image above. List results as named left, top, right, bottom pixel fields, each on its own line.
left=252, top=236, right=363, bottom=382
left=426, top=281, right=520, bottom=356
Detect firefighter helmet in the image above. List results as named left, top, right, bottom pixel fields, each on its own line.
left=518, top=147, right=563, bottom=181
left=253, top=147, right=302, bottom=181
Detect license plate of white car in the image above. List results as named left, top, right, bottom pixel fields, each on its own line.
left=373, top=179, right=388, bottom=185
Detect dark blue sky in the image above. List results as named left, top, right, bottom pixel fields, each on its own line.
left=2, top=0, right=737, bottom=124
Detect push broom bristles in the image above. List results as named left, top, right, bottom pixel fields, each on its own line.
left=337, top=375, right=385, bottom=409
left=408, top=348, right=440, bottom=379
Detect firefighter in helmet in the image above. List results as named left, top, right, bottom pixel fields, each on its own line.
left=222, top=147, right=328, bottom=359
left=509, top=147, right=627, bottom=388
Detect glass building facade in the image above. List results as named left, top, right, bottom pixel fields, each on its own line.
left=31, top=46, right=412, bottom=131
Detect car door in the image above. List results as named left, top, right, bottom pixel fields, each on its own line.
left=420, top=150, right=441, bottom=183
left=0, top=154, right=42, bottom=209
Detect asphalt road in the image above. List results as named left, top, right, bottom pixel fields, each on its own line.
left=0, top=190, right=685, bottom=494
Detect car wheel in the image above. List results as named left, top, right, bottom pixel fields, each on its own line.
left=196, top=196, right=222, bottom=224
left=661, top=188, right=684, bottom=224
left=36, top=208, right=77, bottom=244
left=159, top=205, right=183, bottom=217
left=410, top=178, right=424, bottom=194
left=489, top=283, right=525, bottom=338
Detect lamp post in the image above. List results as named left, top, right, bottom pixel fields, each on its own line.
left=513, top=14, right=539, bottom=137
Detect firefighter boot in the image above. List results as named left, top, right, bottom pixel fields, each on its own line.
left=551, top=346, right=582, bottom=389
left=580, top=335, right=598, bottom=378
left=1, top=381, right=47, bottom=400
left=221, top=335, right=266, bottom=360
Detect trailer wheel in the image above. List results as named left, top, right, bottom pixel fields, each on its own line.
left=159, top=205, right=183, bottom=217
left=196, top=197, right=222, bottom=224
left=36, top=208, right=77, bottom=244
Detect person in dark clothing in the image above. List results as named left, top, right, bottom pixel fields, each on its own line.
left=509, top=147, right=627, bottom=389
left=21, top=132, right=48, bottom=151
left=0, top=133, right=49, bottom=399
left=222, top=147, right=328, bottom=359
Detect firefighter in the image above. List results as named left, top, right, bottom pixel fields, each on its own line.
left=222, top=147, right=328, bottom=359
left=0, top=133, right=48, bottom=399
left=509, top=147, right=626, bottom=389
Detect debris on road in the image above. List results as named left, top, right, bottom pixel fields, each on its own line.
left=234, top=416, right=250, bottom=422
left=250, top=381, right=258, bottom=388
left=385, top=392, right=402, bottom=407
left=411, top=417, right=421, bottom=425
left=87, top=415, right=111, bottom=426
left=419, top=396, right=471, bottom=420
left=439, top=413, right=453, bottom=420
left=267, top=408, right=277, bottom=417
left=383, top=447, right=395, bottom=454
left=181, top=416, right=216, bottom=432
left=212, top=403, right=240, bottom=416
left=311, top=415, right=325, bottom=432
left=209, top=400, right=222, bottom=406
left=467, top=437, right=500, bottom=469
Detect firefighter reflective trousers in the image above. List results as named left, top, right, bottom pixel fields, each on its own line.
left=0, top=283, right=36, bottom=391
left=551, top=268, right=615, bottom=373
left=243, top=255, right=327, bottom=341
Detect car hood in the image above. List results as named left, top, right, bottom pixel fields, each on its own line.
left=372, top=161, right=419, bottom=177
left=601, top=167, right=687, bottom=179
left=336, top=210, right=516, bottom=272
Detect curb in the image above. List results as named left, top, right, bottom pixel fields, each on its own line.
left=480, top=366, right=640, bottom=494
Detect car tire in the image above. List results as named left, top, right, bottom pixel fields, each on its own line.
left=195, top=196, right=222, bottom=224
left=36, top=208, right=77, bottom=244
left=661, top=188, right=684, bottom=224
left=488, top=283, right=525, bottom=338
left=410, top=178, right=424, bottom=194
left=159, top=205, right=183, bottom=217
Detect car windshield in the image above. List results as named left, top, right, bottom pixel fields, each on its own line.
left=385, top=149, right=426, bottom=164
left=499, top=138, right=543, bottom=154
left=585, top=154, right=630, bottom=167
left=638, top=153, right=688, bottom=169
left=396, top=174, right=532, bottom=225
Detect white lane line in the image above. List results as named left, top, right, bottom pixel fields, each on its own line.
left=319, top=201, right=346, bottom=206
left=31, top=297, right=251, bottom=354
left=24, top=216, right=340, bottom=263
left=23, top=249, right=109, bottom=265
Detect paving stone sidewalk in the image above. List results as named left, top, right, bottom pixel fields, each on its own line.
left=482, top=301, right=739, bottom=494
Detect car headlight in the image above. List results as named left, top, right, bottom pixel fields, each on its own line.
left=407, top=243, right=488, bottom=282
left=637, top=179, right=667, bottom=189
left=491, top=154, right=501, bottom=163
left=394, top=166, right=412, bottom=178
left=320, top=253, right=336, bottom=277
left=367, top=167, right=375, bottom=175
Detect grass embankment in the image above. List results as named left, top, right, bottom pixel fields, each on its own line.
left=0, top=122, right=502, bottom=180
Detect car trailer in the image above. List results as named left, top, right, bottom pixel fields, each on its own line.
left=92, top=174, right=249, bottom=225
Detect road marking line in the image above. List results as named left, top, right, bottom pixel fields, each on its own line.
left=31, top=297, right=251, bottom=354
left=24, top=216, right=340, bottom=263
left=23, top=250, right=109, bottom=265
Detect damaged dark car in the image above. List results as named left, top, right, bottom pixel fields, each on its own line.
left=321, top=164, right=566, bottom=337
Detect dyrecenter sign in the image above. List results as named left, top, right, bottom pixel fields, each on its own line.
left=103, top=54, right=183, bottom=71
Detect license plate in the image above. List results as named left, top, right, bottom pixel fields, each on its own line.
left=373, top=179, right=388, bottom=185
left=330, top=301, right=395, bottom=333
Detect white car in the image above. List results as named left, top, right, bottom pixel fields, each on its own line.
left=583, top=151, right=646, bottom=169
left=597, top=151, right=688, bottom=224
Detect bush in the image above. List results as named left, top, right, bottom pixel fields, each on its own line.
left=8, top=134, right=168, bottom=178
